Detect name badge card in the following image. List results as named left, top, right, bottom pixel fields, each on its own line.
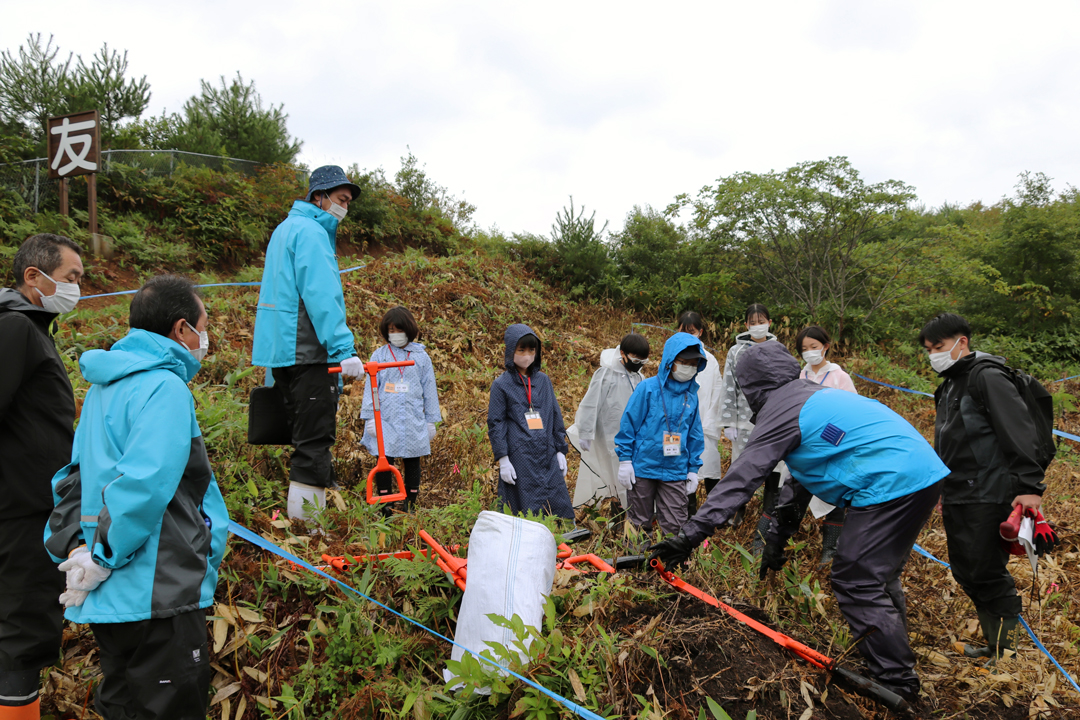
left=663, top=433, right=682, bottom=456
left=386, top=382, right=409, bottom=394
left=525, top=411, right=544, bottom=430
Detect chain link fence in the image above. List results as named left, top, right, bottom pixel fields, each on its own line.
left=0, top=149, right=279, bottom=214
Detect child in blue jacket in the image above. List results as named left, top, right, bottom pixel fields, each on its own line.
left=615, top=332, right=707, bottom=534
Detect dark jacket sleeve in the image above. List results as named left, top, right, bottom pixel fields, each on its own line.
left=682, top=394, right=803, bottom=544
left=0, top=314, right=34, bottom=423
left=973, top=366, right=1047, bottom=497
left=487, top=376, right=510, bottom=461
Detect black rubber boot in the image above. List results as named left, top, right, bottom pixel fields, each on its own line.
left=964, top=612, right=1019, bottom=666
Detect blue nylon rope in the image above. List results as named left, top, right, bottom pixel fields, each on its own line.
left=912, top=542, right=1080, bottom=695
left=227, top=521, right=608, bottom=720
left=81, top=265, right=367, bottom=300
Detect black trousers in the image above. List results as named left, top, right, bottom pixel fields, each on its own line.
left=942, top=502, right=1022, bottom=618
left=90, top=610, right=211, bottom=720
left=272, top=364, right=341, bottom=489
left=830, top=481, right=942, bottom=692
left=376, top=457, right=422, bottom=505
left=0, top=511, right=64, bottom=700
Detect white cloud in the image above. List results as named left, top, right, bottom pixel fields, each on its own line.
left=3, top=0, right=1078, bottom=235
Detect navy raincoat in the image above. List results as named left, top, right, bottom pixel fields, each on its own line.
left=487, top=324, right=573, bottom=519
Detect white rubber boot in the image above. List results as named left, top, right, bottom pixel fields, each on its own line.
left=287, top=482, right=326, bottom=521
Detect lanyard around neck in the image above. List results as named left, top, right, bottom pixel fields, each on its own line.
left=659, top=387, right=688, bottom=434
left=518, top=372, right=533, bottom=408
left=388, top=345, right=410, bottom=378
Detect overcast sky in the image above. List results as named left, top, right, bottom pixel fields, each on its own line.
left=4, top=1, right=1078, bottom=235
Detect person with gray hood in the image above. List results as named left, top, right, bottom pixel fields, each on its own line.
left=0, top=233, right=83, bottom=719
left=650, top=341, right=949, bottom=701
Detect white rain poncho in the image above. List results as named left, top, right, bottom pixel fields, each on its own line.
left=568, top=347, right=644, bottom=507
left=696, top=346, right=724, bottom=479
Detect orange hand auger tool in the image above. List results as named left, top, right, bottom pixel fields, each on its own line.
left=419, top=530, right=468, bottom=592
left=358, top=359, right=416, bottom=504
left=649, top=559, right=912, bottom=714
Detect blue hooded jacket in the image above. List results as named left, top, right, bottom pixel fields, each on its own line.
left=615, top=332, right=707, bottom=482
left=44, top=329, right=229, bottom=624
left=252, top=200, right=356, bottom=367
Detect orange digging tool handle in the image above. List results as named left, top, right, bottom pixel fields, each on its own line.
left=363, top=358, right=416, bottom=504
left=329, top=367, right=342, bottom=373
left=650, top=558, right=833, bottom=669
left=558, top=554, right=617, bottom=573
left=419, top=529, right=468, bottom=590
left=557, top=543, right=573, bottom=559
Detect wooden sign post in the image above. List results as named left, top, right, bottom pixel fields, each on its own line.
left=47, top=110, right=111, bottom=256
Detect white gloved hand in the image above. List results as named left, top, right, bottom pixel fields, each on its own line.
left=498, top=456, right=517, bottom=485
left=428, top=423, right=437, bottom=442
left=617, top=461, right=636, bottom=489
left=339, top=356, right=364, bottom=378
left=557, top=452, right=567, bottom=478
left=59, top=588, right=89, bottom=608
left=723, top=427, right=738, bottom=442
left=686, top=472, right=700, bottom=496
left=58, top=546, right=111, bottom=592
left=579, top=438, right=592, bottom=452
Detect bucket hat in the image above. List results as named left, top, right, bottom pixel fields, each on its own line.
left=306, top=165, right=362, bottom=202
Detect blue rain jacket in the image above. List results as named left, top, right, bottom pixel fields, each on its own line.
left=360, top=342, right=441, bottom=458
left=487, top=324, right=573, bottom=519
left=615, top=332, right=707, bottom=482
left=44, top=329, right=229, bottom=624
left=252, top=200, right=356, bottom=367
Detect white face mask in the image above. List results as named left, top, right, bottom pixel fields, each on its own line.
left=35, top=270, right=80, bottom=314
left=185, top=321, right=209, bottom=362
left=802, top=349, right=824, bottom=367
left=326, top=200, right=347, bottom=221
left=389, top=332, right=409, bottom=348
left=514, top=352, right=535, bottom=371
left=671, top=363, right=697, bottom=382
left=929, top=338, right=962, bottom=374
left=748, top=323, right=769, bottom=340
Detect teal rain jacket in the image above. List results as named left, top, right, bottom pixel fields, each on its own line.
left=252, top=200, right=356, bottom=367
left=44, top=329, right=229, bottom=624
left=615, top=332, right=707, bottom=482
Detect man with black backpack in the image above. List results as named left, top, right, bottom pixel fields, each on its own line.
left=920, top=312, right=1054, bottom=666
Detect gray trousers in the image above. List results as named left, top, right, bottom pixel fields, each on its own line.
left=830, top=480, right=942, bottom=691
left=627, top=477, right=688, bottom=535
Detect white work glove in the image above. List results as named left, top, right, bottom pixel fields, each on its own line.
left=686, top=472, right=700, bottom=496
left=59, top=587, right=89, bottom=609
left=498, top=456, right=517, bottom=485
left=579, top=438, right=592, bottom=452
left=428, top=423, right=437, bottom=442
left=58, top=546, right=111, bottom=593
left=339, top=356, right=364, bottom=378
left=723, top=427, right=738, bottom=442
left=557, top=452, right=567, bottom=478
left=617, top=461, right=636, bottom=490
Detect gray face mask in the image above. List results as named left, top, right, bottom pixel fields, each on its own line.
left=185, top=321, right=209, bottom=362
left=35, top=270, right=80, bottom=314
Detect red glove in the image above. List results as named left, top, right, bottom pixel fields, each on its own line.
left=1033, top=509, right=1059, bottom=556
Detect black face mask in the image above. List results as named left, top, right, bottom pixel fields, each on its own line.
left=623, top=358, right=644, bottom=372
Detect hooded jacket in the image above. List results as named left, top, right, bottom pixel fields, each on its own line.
left=0, top=288, right=76, bottom=519
left=360, top=341, right=441, bottom=459
left=487, top=324, right=573, bottom=519
left=684, top=342, right=948, bottom=543
left=615, top=332, right=707, bottom=483
left=252, top=200, right=356, bottom=368
left=569, top=347, right=644, bottom=505
left=44, top=329, right=230, bottom=624
left=933, top=352, right=1046, bottom=504
left=718, top=330, right=779, bottom=433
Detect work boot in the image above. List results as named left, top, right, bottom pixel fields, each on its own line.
left=819, top=515, right=845, bottom=566
left=964, top=612, right=1019, bottom=666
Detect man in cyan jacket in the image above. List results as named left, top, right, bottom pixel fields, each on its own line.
left=920, top=313, right=1047, bottom=664
left=45, top=276, right=229, bottom=720
left=253, top=165, right=365, bottom=519
left=651, top=342, right=948, bottom=701
left=0, top=234, right=83, bottom=720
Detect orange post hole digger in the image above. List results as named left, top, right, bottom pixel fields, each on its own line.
left=333, top=359, right=416, bottom=504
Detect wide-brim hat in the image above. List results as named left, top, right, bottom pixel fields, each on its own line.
left=305, top=165, right=362, bottom=202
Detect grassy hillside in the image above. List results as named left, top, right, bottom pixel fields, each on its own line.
left=43, top=250, right=1080, bottom=719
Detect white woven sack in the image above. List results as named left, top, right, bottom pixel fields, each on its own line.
left=443, top=510, right=556, bottom=685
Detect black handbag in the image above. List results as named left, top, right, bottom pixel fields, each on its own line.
left=247, top=385, right=293, bottom=445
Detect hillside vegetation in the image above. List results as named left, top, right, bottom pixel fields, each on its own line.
left=35, top=249, right=1080, bottom=719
